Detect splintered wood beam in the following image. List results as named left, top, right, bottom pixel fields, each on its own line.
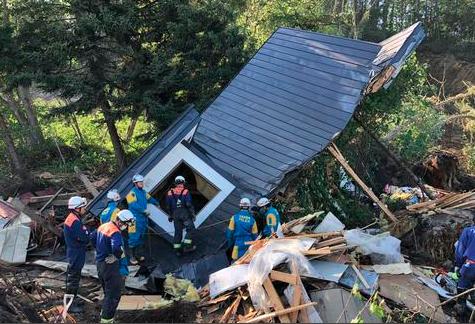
left=240, top=302, right=318, bottom=323
left=328, top=143, right=398, bottom=223
left=74, top=167, right=99, bottom=198
left=290, top=261, right=302, bottom=323
left=263, top=278, right=291, bottom=323
left=270, top=271, right=298, bottom=285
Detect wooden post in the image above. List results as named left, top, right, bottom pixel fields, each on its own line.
left=263, top=278, right=291, bottom=323
left=74, top=167, right=99, bottom=197
left=355, top=117, right=435, bottom=200
left=328, top=143, right=398, bottom=223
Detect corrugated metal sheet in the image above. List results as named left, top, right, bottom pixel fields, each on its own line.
left=193, top=22, right=425, bottom=196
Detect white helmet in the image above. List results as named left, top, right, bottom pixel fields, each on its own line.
left=239, top=198, right=251, bottom=208
left=132, top=174, right=144, bottom=183
left=106, top=189, right=121, bottom=202
left=257, top=197, right=270, bottom=208
left=117, top=209, right=135, bottom=223
left=68, top=196, right=87, bottom=209
left=175, top=175, right=185, bottom=184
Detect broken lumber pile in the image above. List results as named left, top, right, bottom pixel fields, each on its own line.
left=406, top=190, right=475, bottom=214
left=201, top=210, right=460, bottom=323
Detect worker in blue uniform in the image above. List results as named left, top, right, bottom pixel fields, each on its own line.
left=92, top=209, right=135, bottom=323
left=63, top=196, right=89, bottom=313
left=256, top=197, right=281, bottom=237
left=126, top=174, right=158, bottom=264
left=99, top=189, right=129, bottom=281
left=166, top=175, right=196, bottom=256
left=100, top=189, right=121, bottom=224
left=226, top=198, right=258, bottom=261
left=454, top=221, right=475, bottom=313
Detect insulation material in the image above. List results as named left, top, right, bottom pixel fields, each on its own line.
left=163, top=274, right=200, bottom=302
left=0, top=225, right=30, bottom=264
left=314, top=212, right=345, bottom=233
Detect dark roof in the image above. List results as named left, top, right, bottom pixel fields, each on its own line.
left=88, top=106, right=200, bottom=216
left=192, top=22, right=425, bottom=196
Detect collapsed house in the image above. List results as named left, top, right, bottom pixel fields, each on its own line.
left=87, top=22, right=425, bottom=285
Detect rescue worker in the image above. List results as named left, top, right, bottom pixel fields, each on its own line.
left=126, top=174, right=158, bottom=264
left=93, top=209, right=135, bottom=323
left=226, top=198, right=258, bottom=261
left=166, top=175, right=196, bottom=256
left=256, top=197, right=281, bottom=237
left=99, top=189, right=129, bottom=283
left=100, top=189, right=121, bottom=224
left=63, top=196, right=89, bottom=313
left=454, top=220, right=475, bottom=313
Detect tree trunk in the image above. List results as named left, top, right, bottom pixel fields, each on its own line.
left=2, top=0, right=7, bottom=24
left=17, top=85, right=44, bottom=145
left=101, top=98, right=127, bottom=171
left=70, top=113, right=85, bottom=145
left=124, top=116, right=138, bottom=144
left=0, top=91, right=34, bottom=146
left=0, top=112, right=25, bottom=176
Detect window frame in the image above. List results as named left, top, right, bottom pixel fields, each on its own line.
left=142, top=142, right=235, bottom=236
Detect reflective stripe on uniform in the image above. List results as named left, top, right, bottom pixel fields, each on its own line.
left=183, top=239, right=192, bottom=244
left=173, top=243, right=182, bottom=249
left=266, top=213, right=277, bottom=226
left=232, top=246, right=239, bottom=260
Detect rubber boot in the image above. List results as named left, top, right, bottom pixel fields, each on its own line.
left=183, top=243, right=197, bottom=253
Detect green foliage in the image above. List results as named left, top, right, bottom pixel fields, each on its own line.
left=296, top=155, right=376, bottom=228
left=359, top=54, right=444, bottom=164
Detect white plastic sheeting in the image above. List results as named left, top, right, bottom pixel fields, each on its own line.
left=247, top=239, right=313, bottom=310
left=344, top=229, right=402, bottom=264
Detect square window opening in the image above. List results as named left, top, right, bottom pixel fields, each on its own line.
left=150, top=161, right=220, bottom=216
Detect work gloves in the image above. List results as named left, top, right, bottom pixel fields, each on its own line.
left=105, top=254, right=118, bottom=264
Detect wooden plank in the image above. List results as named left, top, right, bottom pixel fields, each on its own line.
left=219, top=295, right=242, bottom=323
left=263, top=278, right=291, bottom=323
left=290, top=262, right=301, bottom=323
left=28, top=191, right=80, bottom=204
left=277, top=231, right=343, bottom=240
left=74, top=167, right=99, bottom=197
left=240, top=302, right=318, bottom=323
left=303, top=247, right=332, bottom=256
left=315, top=237, right=346, bottom=248
left=328, top=143, right=398, bottom=222
left=117, top=295, right=167, bottom=311
left=38, top=188, right=64, bottom=213
left=270, top=270, right=298, bottom=285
